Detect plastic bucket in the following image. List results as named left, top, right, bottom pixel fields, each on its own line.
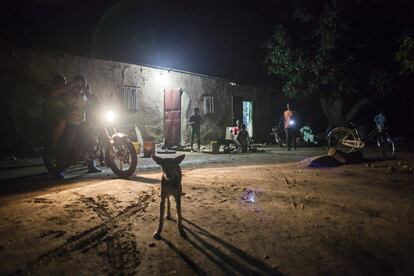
left=132, top=142, right=141, bottom=154
left=211, top=141, right=219, bottom=153
left=143, top=142, right=155, bottom=157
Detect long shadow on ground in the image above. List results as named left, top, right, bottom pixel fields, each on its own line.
left=162, top=218, right=283, bottom=276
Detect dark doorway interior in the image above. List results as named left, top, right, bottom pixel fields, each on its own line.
left=232, top=96, right=243, bottom=126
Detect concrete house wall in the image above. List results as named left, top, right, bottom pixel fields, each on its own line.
left=0, top=49, right=276, bottom=153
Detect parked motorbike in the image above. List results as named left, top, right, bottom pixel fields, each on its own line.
left=298, top=124, right=319, bottom=146
left=42, top=109, right=138, bottom=179
left=271, top=125, right=283, bottom=147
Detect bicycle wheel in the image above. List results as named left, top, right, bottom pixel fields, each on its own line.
left=377, top=132, right=395, bottom=159
left=327, top=127, right=357, bottom=153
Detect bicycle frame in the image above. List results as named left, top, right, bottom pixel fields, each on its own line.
left=328, top=113, right=394, bottom=158
left=342, top=125, right=380, bottom=149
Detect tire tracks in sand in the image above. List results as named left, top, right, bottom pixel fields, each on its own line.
left=19, top=188, right=156, bottom=275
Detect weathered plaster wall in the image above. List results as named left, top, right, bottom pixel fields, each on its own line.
left=1, top=49, right=274, bottom=152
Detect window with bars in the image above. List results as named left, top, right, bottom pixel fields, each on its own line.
left=203, top=96, right=215, bottom=114
left=122, top=87, right=138, bottom=112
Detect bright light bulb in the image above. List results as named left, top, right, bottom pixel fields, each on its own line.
left=105, top=110, right=116, bottom=122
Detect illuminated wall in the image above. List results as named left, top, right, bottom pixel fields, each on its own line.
left=0, top=49, right=276, bottom=152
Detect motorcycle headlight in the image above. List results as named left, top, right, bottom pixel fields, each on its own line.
left=105, top=110, right=116, bottom=122
left=289, top=120, right=295, bottom=126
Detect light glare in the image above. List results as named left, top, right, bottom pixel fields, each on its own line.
left=105, top=110, right=116, bottom=122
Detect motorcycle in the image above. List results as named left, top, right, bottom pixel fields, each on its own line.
left=42, top=109, right=138, bottom=179
left=298, top=124, right=319, bottom=146
left=271, top=125, right=284, bottom=147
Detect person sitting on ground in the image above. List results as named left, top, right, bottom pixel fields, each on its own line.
left=236, top=123, right=250, bottom=153
left=231, top=119, right=241, bottom=137
left=229, top=119, right=241, bottom=151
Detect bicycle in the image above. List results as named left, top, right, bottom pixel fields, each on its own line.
left=327, top=113, right=395, bottom=159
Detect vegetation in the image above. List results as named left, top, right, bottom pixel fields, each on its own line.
left=265, top=0, right=413, bottom=127
left=396, top=36, right=414, bottom=74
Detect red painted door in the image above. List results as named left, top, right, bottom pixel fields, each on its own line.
left=164, top=89, right=181, bottom=148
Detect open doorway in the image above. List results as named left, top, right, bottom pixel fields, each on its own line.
left=243, top=100, right=253, bottom=137
left=233, top=96, right=253, bottom=137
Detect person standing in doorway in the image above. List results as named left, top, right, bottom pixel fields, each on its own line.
left=189, top=107, right=203, bottom=152
left=283, top=103, right=297, bottom=151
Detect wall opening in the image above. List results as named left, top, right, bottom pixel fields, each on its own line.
left=233, top=96, right=253, bottom=137
left=164, top=88, right=182, bottom=148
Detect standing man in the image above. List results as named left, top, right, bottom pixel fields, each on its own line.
left=189, top=107, right=203, bottom=152
left=283, top=103, right=297, bottom=151
left=44, top=75, right=67, bottom=150
left=55, top=75, right=88, bottom=178
left=83, top=84, right=103, bottom=173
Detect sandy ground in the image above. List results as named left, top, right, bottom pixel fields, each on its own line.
left=0, top=147, right=413, bottom=275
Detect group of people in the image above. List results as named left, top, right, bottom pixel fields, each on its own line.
left=189, top=107, right=250, bottom=153
left=44, top=83, right=298, bottom=163
left=43, top=74, right=101, bottom=178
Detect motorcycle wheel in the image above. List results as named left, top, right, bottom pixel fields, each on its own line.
left=377, top=132, right=395, bottom=159
left=106, top=140, right=138, bottom=179
left=327, top=127, right=356, bottom=153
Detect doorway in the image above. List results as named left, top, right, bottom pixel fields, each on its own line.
left=164, top=88, right=181, bottom=148
left=233, top=96, right=253, bottom=137
left=243, top=101, right=253, bottom=137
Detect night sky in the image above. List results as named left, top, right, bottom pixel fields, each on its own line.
left=2, top=0, right=289, bottom=84
left=2, top=0, right=413, bottom=132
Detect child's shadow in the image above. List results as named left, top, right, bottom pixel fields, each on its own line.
left=161, top=218, right=283, bottom=276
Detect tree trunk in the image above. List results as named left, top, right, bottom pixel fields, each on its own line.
left=345, top=98, right=371, bottom=123
left=320, top=97, right=346, bottom=127
left=320, top=96, right=372, bottom=128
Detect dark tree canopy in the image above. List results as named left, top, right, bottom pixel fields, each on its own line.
left=396, top=36, right=414, bottom=74
left=265, top=0, right=413, bottom=100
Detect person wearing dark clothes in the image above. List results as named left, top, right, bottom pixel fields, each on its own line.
left=189, top=107, right=203, bottom=152
left=44, top=75, right=68, bottom=147
left=55, top=75, right=88, bottom=178
left=236, top=124, right=250, bottom=153
left=83, top=84, right=102, bottom=173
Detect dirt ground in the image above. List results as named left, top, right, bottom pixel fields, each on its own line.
left=0, top=147, right=413, bottom=275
